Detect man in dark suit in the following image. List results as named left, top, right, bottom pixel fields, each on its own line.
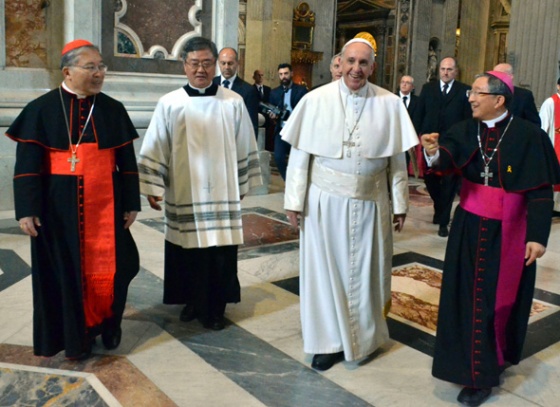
left=398, top=75, right=418, bottom=171
left=269, top=63, right=307, bottom=180
left=213, top=48, right=260, bottom=138
left=493, top=63, right=540, bottom=126
left=413, top=57, right=472, bottom=237
left=252, top=69, right=271, bottom=102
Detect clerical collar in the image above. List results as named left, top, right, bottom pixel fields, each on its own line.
left=482, top=110, right=509, bottom=128
left=61, top=81, right=91, bottom=99
left=184, top=83, right=218, bottom=97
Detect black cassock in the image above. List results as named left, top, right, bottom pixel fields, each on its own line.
left=431, top=114, right=560, bottom=388
left=6, top=87, right=140, bottom=358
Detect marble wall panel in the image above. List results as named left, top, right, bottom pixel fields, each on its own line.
left=5, top=0, right=48, bottom=68
left=117, top=0, right=196, bottom=58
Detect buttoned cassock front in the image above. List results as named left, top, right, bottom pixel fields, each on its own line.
left=282, top=80, right=418, bottom=360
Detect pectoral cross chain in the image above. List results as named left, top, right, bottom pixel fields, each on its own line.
left=68, top=153, right=80, bottom=172
left=480, top=165, right=493, bottom=186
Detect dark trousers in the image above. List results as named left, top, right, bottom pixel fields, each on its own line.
left=274, top=131, right=291, bottom=180
left=163, top=241, right=239, bottom=320
left=424, top=171, right=460, bottom=227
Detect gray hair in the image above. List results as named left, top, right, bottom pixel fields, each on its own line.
left=60, top=45, right=100, bottom=69
left=181, top=37, right=218, bottom=62
left=476, top=73, right=513, bottom=108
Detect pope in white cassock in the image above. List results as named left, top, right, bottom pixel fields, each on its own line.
left=138, top=37, right=261, bottom=331
left=282, top=38, right=418, bottom=371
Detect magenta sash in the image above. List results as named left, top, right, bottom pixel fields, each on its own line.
left=459, top=179, right=527, bottom=366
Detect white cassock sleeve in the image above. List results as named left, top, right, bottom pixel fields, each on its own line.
left=388, top=151, right=409, bottom=215
left=284, top=147, right=311, bottom=212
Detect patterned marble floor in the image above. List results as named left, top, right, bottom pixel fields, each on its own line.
left=0, top=177, right=559, bottom=407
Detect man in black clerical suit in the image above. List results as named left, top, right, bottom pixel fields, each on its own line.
left=413, top=57, right=472, bottom=237
left=252, top=69, right=271, bottom=102
left=268, top=63, right=307, bottom=180
left=213, top=47, right=260, bottom=138
left=493, top=63, right=540, bottom=126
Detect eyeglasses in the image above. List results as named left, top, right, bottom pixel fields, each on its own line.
left=73, top=64, right=108, bottom=73
left=466, top=90, right=502, bottom=98
left=185, top=60, right=215, bottom=70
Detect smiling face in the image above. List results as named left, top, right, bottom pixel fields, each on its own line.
left=62, top=48, right=105, bottom=96
left=468, top=76, right=505, bottom=121
left=183, top=49, right=216, bottom=88
left=341, top=42, right=374, bottom=91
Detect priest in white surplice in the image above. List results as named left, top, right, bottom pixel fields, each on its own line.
left=138, top=37, right=261, bottom=331
left=282, top=38, right=418, bottom=371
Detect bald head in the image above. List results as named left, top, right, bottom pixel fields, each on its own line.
left=493, top=63, right=514, bottom=79
left=218, top=47, right=239, bottom=79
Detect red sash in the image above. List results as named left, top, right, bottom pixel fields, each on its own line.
left=459, top=179, right=527, bottom=366
left=47, top=144, right=116, bottom=328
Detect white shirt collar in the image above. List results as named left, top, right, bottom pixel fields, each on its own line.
left=482, top=110, right=509, bottom=128
left=440, top=79, right=454, bottom=91
left=221, top=74, right=237, bottom=87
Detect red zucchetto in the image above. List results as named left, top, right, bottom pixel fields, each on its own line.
left=61, top=39, right=94, bottom=56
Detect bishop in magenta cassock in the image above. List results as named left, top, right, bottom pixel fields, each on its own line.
left=6, top=40, right=141, bottom=359
left=422, top=71, right=560, bottom=406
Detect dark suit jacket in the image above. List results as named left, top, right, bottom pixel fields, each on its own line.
left=269, top=83, right=308, bottom=137
left=511, top=86, right=541, bottom=126
left=397, top=92, right=418, bottom=120
left=254, top=84, right=271, bottom=103
left=213, top=76, right=260, bottom=136
left=413, top=80, right=472, bottom=135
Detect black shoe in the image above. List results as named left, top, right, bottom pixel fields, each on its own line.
left=180, top=304, right=196, bottom=322
left=102, top=326, right=122, bottom=350
left=457, top=387, right=492, bottom=406
left=311, top=352, right=344, bottom=371
left=201, top=316, right=225, bottom=331
left=68, top=337, right=94, bottom=361
left=438, top=225, right=449, bottom=237
left=432, top=213, right=440, bottom=224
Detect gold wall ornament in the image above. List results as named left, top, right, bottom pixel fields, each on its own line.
left=354, top=32, right=378, bottom=56
left=292, top=2, right=316, bottom=50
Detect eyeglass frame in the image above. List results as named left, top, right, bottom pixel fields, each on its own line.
left=466, top=90, right=503, bottom=98
left=72, top=64, right=108, bottom=73
left=184, top=59, right=216, bottom=70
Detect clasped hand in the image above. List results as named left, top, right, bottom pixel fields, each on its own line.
left=421, top=133, right=440, bottom=156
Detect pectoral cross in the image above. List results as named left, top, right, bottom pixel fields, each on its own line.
left=480, top=165, right=493, bottom=186
left=68, top=153, right=80, bottom=172
left=343, top=140, right=355, bottom=157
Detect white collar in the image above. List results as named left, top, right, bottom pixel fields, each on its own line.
left=61, top=81, right=89, bottom=99
left=482, top=110, right=509, bottom=128
left=221, top=74, right=237, bottom=85
left=440, top=79, right=454, bottom=90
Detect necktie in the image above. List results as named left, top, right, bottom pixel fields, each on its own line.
left=222, top=79, right=230, bottom=89
left=259, top=86, right=263, bottom=96
left=403, top=96, right=408, bottom=108
left=442, top=83, right=449, bottom=95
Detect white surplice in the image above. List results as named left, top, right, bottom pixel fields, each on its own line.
left=282, top=80, right=418, bottom=361
left=540, top=94, right=560, bottom=210
left=138, top=86, right=262, bottom=249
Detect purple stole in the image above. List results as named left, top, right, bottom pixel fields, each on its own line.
left=459, top=179, right=527, bottom=366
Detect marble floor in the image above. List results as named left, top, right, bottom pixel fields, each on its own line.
left=1, top=175, right=560, bottom=407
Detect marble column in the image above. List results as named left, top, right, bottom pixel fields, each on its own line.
left=457, top=0, right=491, bottom=84
left=508, top=0, right=560, bottom=106
left=409, top=0, right=432, bottom=88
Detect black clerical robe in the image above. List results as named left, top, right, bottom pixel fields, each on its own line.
left=6, top=87, right=140, bottom=358
left=431, top=115, right=560, bottom=388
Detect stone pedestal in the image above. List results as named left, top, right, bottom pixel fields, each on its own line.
left=251, top=114, right=271, bottom=195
